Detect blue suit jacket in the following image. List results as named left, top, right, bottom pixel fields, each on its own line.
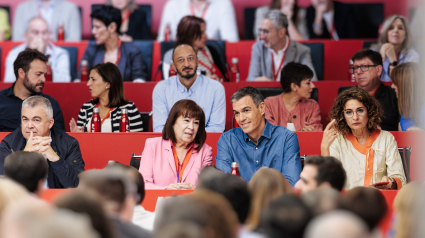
left=78, top=42, right=148, bottom=81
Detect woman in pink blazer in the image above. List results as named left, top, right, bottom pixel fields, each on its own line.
left=139, top=100, right=213, bottom=189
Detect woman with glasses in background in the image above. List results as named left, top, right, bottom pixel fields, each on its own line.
left=321, top=87, right=406, bottom=190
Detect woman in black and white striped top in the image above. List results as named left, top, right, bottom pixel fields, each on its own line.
left=69, top=63, right=143, bottom=132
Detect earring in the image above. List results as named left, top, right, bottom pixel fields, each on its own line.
left=106, top=86, right=109, bottom=89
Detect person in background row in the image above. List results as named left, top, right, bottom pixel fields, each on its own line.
left=162, top=16, right=228, bottom=82
left=153, top=44, right=226, bottom=132
left=216, top=87, right=301, bottom=185
left=140, top=100, right=212, bottom=189
left=12, top=0, right=81, bottom=41
left=106, top=0, right=151, bottom=41
left=371, top=15, right=419, bottom=82
left=247, top=10, right=317, bottom=82
left=265, top=63, right=321, bottom=131
left=321, top=87, right=406, bottom=190
left=70, top=63, right=144, bottom=132
left=391, top=63, right=425, bottom=131
left=0, top=49, right=65, bottom=132
left=294, top=155, right=346, bottom=193
left=4, top=151, right=48, bottom=197
left=301, top=187, right=342, bottom=216
left=351, top=49, right=400, bottom=131
left=254, top=0, right=308, bottom=41
left=306, top=0, right=357, bottom=39
left=5, top=17, right=71, bottom=83
left=0, top=8, right=11, bottom=41
left=0, top=96, right=85, bottom=188
left=78, top=6, right=147, bottom=82
left=157, top=0, right=239, bottom=42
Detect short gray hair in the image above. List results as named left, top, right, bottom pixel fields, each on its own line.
left=22, top=96, right=53, bottom=120
left=230, top=87, right=264, bottom=107
left=26, top=17, right=49, bottom=33
left=264, top=9, right=288, bottom=29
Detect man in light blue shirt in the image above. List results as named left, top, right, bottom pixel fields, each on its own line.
left=215, top=87, right=301, bottom=186
left=152, top=44, right=226, bottom=132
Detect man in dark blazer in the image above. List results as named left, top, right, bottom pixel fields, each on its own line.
left=307, top=0, right=358, bottom=39
left=0, top=96, right=85, bottom=188
left=247, top=10, right=317, bottom=81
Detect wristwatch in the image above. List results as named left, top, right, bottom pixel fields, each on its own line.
left=391, top=61, right=398, bottom=66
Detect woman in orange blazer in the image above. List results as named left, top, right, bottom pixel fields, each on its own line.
left=139, top=100, right=213, bottom=189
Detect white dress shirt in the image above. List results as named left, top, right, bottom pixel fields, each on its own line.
left=132, top=205, right=155, bottom=231
left=270, top=36, right=289, bottom=82
left=157, top=0, right=239, bottom=42
left=322, top=9, right=339, bottom=40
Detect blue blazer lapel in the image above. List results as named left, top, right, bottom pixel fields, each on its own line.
left=116, top=43, right=127, bottom=80
left=93, top=46, right=105, bottom=66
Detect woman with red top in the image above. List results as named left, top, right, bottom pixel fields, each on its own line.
left=162, top=16, right=228, bottom=82
left=264, top=62, right=322, bottom=131
left=139, top=100, right=213, bottom=190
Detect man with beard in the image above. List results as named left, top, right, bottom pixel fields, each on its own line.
left=0, top=95, right=84, bottom=188
left=152, top=44, right=226, bottom=132
left=0, top=48, right=65, bottom=132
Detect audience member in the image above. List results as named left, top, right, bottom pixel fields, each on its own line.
left=0, top=49, right=65, bottom=132
left=295, top=155, right=345, bottom=193
left=304, top=211, right=370, bottom=238
left=106, top=0, right=151, bottom=40
left=216, top=87, right=301, bottom=185
left=306, top=0, right=356, bottom=39
left=12, top=0, right=82, bottom=41
left=5, top=17, right=71, bottom=83
left=391, top=62, right=425, bottom=131
left=55, top=190, right=115, bottom=238
left=321, top=87, right=406, bottom=189
left=78, top=6, right=147, bottom=82
left=259, top=194, right=312, bottom=238
left=341, top=187, right=388, bottom=232
left=371, top=15, right=419, bottom=82
left=152, top=44, right=225, bottom=132
left=0, top=178, right=29, bottom=214
left=4, top=151, right=48, bottom=197
left=264, top=63, right=321, bottom=131
left=0, top=8, right=10, bottom=41
left=106, top=162, right=155, bottom=231
left=301, top=187, right=342, bottom=216
left=140, top=100, right=212, bottom=189
left=351, top=49, right=400, bottom=131
left=155, top=221, right=205, bottom=238
left=390, top=182, right=425, bottom=238
left=245, top=167, right=293, bottom=231
left=157, top=0, right=239, bottom=42
left=70, top=63, right=144, bottom=132
left=196, top=166, right=225, bottom=188
left=162, top=16, right=227, bottom=81
left=79, top=168, right=151, bottom=238
left=254, top=0, right=308, bottom=41
left=247, top=10, right=317, bottom=82
left=0, top=96, right=85, bottom=188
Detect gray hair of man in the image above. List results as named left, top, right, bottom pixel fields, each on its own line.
left=25, top=17, right=50, bottom=33
left=264, top=9, right=289, bottom=30
left=230, top=86, right=264, bottom=108
left=22, top=96, right=53, bottom=120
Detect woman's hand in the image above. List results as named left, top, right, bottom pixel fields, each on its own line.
left=406, top=126, right=423, bottom=131
left=177, top=183, right=194, bottom=190
left=119, top=34, right=133, bottom=42
left=281, top=3, right=294, bottom=21
left=165, top=183, right=181, bottom=190
left=301, top=122, right=315, bottom=131
left=321, top=119, right=338, bottom=156
left=69, top=118, right=84, bottom=132
left=380, top=43, right=393, bottom=62
left=372, top=176, right=393, bottom=190
left=206, top=73, right=223, bottom=82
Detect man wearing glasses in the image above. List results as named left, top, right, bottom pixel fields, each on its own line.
left=247, top=10, right=317, bottom=82
left=350, top=49, right=400, bottom=131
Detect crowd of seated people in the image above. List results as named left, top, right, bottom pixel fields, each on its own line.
left=0, top=0, right=423, bottom=237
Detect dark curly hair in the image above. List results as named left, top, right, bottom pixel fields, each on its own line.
left=330, top=87, right=383, bottom=135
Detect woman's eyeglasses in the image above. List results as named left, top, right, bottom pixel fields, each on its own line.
left=344, top=108, right=366, bottom=118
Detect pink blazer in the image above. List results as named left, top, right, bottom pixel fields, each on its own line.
left=139, top=137, right=213, bottom=189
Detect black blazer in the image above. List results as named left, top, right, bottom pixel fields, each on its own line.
left=306, top=1, right=358, bottom=39
left=124, top=10, right=151, bottom=40
left=79, top=42, right=148, bottom=82
left=0, top=127, right=85, bottom=188
left=207, top=46, right=229, bottom=81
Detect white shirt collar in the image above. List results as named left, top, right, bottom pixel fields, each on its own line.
left=271, top=36, right=289, bottom=56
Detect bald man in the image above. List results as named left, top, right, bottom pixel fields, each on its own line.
left=152, top=44, right=226, bottom=132
left=5, top=17, right=71, bottom=82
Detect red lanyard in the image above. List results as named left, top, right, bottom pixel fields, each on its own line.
left=96, top=104, right=114, bottom=126
left=104, top=39, right=122, bottom=65
left=190, top=2, right=210, bottom=19
left=270, top=40, right=289, bottom=81
left=328, top=21, right=337, bottom=40
left=122, top=10, right=131, bottom=24
left=198, top=49, right=224, bottom=79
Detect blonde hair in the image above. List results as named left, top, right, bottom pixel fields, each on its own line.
left=0, top=178, right=28, bottom=214
left=105, top=0, right=138, bottom=13
left=377, top=15, right=411, bottom=54
left=245, top=168, right=293, bottom=230
left=391, top=62, right=425, bottom=118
